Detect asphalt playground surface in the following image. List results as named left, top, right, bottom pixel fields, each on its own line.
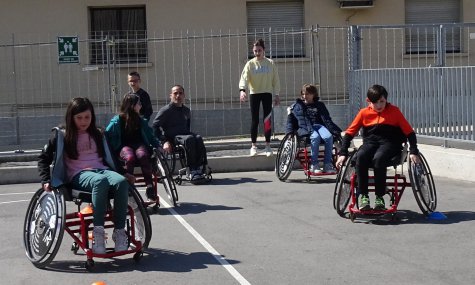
left=1, top=170, right=475, bottom=285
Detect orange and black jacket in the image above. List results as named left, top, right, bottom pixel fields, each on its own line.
left=339, top=103, right=419, bottom=156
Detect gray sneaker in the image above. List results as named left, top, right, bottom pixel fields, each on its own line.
left=323, top=163, right=336, bottom=173
left=113, top=228, right=129, bottom=252
left=92, top=226, right=106, bottom=254
left=310, top=164, right=322, bottom=174
left=265, top=145, right=273, bottom=157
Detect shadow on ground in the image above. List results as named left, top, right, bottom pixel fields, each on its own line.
left=44, top=248, right=240, bottom=274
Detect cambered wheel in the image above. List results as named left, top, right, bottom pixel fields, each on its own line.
left=128, top=186, right=152, bottom=250
left=334, top=150, right=357, bottom=217
left=165, top=151, right=177, bottom=176
left=154, top=149, right=179, bottom=206
left=408, top=152, right=437, bottom=215
left=275, top=133, right=298, bottom=181
left=23, top=188, right=66, bottom=269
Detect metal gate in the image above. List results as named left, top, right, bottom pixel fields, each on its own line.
left=348, top=23, right=475, bottom=143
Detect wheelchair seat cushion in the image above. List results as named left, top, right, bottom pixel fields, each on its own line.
left=68, top=187, right=115, bottom=203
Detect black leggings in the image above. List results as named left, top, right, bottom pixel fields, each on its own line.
left=250, top=93, right=273, bottom=143
left=356, top=142, right=402, bottom=197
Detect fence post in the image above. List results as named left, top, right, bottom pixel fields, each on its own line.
left=105, top=34, right=114, bottom=113
left=436, top=24, right=446, bottom=67
left=348, top=25, right=361, bottom=119
left=11, top=33, right=22, bottom=151
left=310, top=25, right=318, bottom=85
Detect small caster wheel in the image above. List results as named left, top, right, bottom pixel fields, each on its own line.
left=152, top=204, right=159, bottom=211
left=350, top=213, right=356, bottom=222
left=85, top=259, right=95, bottom=271
left=175, top=177, right=182, bottom=185
left=71, top=242, right=79, bottom=254
left=133, top=251, right=143, bottom=263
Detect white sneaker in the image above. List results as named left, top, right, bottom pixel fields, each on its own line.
left=92, top=226, right=106, bottom=254
left=310, top=164, right=322, bottom=174
left=113, top=228, right=129, bottom=252
left=323, top=163, right=336, bottom=173
left=250, top=146, right=258, bottom=156
left=265, top=145, right=273, bottom=157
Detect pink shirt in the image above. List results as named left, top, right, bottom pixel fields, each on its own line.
left=65, top=131, right=108, bottom=181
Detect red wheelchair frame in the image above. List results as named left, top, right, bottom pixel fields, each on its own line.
left=23, top=185, right=152, bottom=271
left=275, top=133, right=340, bottom=182
left=333, top=146, right=437, bottom=222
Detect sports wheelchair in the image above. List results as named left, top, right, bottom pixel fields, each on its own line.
left=23, top=185, right=152, bottom=271
left=275, top=133, right=340, bottom=182
left=333, top=144, right=437, bottom=222
left=166, top=143, right=212, bottom=185
left=131, top=148, right=179, bottom=208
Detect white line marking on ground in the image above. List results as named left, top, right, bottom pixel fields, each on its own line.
left=0, top=199, right=30, bottom=205
left=0, top=192, right=35, bottom=196
left=159, top=196, right=251, bottom=285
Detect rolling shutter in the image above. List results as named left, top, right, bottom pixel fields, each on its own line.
left=247, top=1, right=304, bottom=58
left=405, top=0, right=461, bottom=53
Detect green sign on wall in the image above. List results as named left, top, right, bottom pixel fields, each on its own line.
left=58, top=36, right=79, bottom=63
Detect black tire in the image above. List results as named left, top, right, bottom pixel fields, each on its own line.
left=334, top=151, right=357, bottom=216
left=128, top=186, right=152, bottom=250
left=275, top=133, right=298, bottom=181
left=408, top=152, right=437, bottom=215
left=23, top=188, right=66, bottom=269
left=154, top=149, right=179, bottom=206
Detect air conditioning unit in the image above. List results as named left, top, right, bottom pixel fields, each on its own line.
left=338, top=0, right=374, bottom=9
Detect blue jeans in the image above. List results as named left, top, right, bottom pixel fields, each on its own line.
left=71, top=169, right=129, bottom=229
left=310, top=125, right=333, bottom=166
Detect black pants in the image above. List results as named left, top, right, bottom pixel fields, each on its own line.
left=356, top=142, right=402, bottom=197
left=250, top=93, right=273, bottom=143
left=175, top=134, right=208, bottom=170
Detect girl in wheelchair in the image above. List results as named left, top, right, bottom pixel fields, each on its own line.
left=286, top=84, right=342, bottom=174
left=105, top=93, right=161, bottom=201
left=38, top=97, right=134, bottom=254
left=336, top=84, right=421, bottom=211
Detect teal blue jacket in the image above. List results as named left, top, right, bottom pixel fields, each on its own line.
left=105, top=115, right=161, bottom=153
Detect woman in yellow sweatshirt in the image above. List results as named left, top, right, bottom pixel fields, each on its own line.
left=239, top=39, right=281, bottom=157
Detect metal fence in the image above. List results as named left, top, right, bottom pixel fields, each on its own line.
left=0, top=27, right=350, bottom=150
left=348, top=23, right=475, bottom=144
left=1, top=23, right=475, bottom=150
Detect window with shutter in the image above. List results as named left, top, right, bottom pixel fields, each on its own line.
left=247, top=1, right=305, bottom=58
left=89, top=6, right=147, bottom=64
left=405, top=0, right=461, bottom=54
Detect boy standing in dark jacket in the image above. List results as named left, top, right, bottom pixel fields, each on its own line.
left=286, top=84, right=342, bottom=173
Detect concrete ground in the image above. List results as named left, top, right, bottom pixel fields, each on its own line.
left=2, top=171, right=475, bottom=285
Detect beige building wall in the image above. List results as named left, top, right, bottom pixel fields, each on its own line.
left=1, top=0, right=473, bottom=108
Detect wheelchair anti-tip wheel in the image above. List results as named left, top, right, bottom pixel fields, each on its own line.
left=408, top=152, right=437, bottom=215
left=154, top=149, right=179, bottom=206
left=275, top=133, right=298, bottom=181
left=333, top=150, right=357, bottom=217
left=23, top=188, right=66, bottom=269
